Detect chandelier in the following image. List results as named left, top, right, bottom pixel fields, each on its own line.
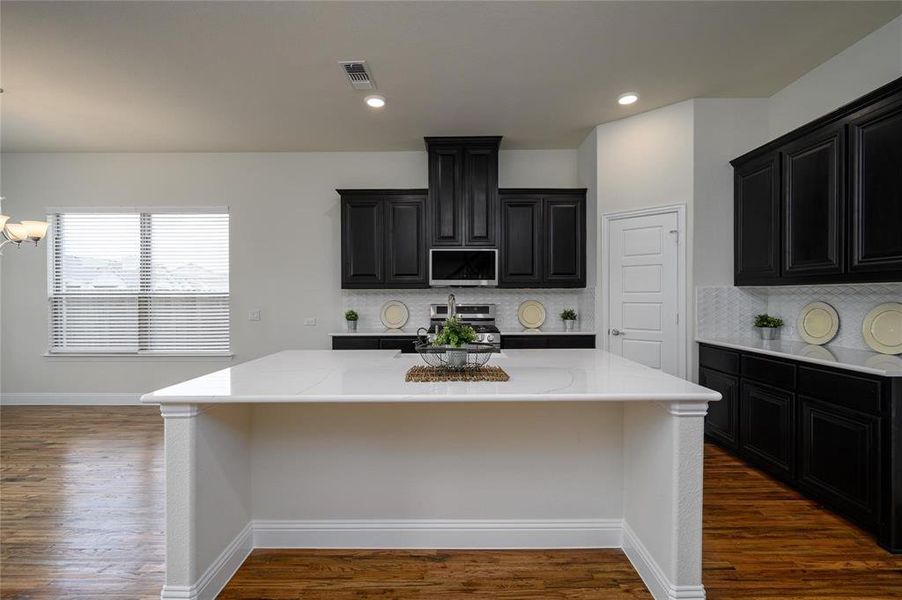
left=0, top=197, right=50, bottom=254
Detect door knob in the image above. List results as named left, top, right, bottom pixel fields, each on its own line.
left=610, top=328, right=624, bottom=336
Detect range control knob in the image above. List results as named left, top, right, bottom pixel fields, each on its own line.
left=484, top=333, right=495, bottom=343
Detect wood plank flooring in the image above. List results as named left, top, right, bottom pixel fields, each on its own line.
left=1, top=406, right=900, bottom=599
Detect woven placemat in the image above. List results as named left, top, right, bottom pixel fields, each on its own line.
left=405, top=365, right=510, bottom=383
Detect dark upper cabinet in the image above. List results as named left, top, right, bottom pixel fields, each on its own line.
left=544, top=195, right=586, bottom=287
left=740, top=381, right=795, bottom=480
left=426, top=137, right=501, bottom=247
left=848, top=94, right=902, bottom=276
left=699, top=367, right=739, bottom=450
left=499, top=189, right=586, bottom=288
left=385, top=196, right=427, bottom=286
left=339, top=190, right=427, bottom=289
left=734, top=153, right=781, bottom=284
left=500, top=196, right=542, bottom=286
left=782, top=124, right=845, bottom=277
left=341, top=195, right=384, bottom=287
left=732, top=76, right=902, bottom=285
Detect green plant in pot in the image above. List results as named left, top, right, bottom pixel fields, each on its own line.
left=344, top=309, right=359, bottom=332
left=754, top=313, right=783, bottom=340
left=433, top=316, right=477, bottom=367
left=560, top=308, right=578, bottom=332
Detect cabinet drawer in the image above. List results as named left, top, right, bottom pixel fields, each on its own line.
left=798, top=397, right=880, bottom=526
left=797, top=366, right=882, bottom=415
left=699, top=345, right=740, bottom=375
left=501, top=336, right=547, bottom=349
left=740, top=381, right=795, bottom=479
left=741, top=354, right=795, bottom=389
left=332, top=337, right=381, bottom=350
left=379, top=337, right=419, bottom=353
left=700, top=367, right=739, bottom=450
left=546, top=335, right=595, bottom=349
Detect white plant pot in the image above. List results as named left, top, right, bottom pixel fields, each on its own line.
left=446, top=348, right=468, bottom=368
left=563, top=319, right=575, bottom=332
left=347, top=320, right=357, bottom=332
left=757, top=326, right=779, bottom=340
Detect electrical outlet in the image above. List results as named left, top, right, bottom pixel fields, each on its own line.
left=304, top=317, right=317, bottom=326
left=248, top=309, right=261, bottom=322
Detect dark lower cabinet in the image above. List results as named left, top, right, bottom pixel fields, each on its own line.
left=798, top=396, right=879, bottom=526
left=699, top=367, right=739, bottom=450
left=339, top=190, right=427, bottom=289
left=332, top=336, right=419, bottom=353
left=501, top=334, right=595, bottom=350
left=499, top=189, right=586, bottom=288
left=740, top=381, right=795, bottom=480
left=699, top=342, right=901, bottom=553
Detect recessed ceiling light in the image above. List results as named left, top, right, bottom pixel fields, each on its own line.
left=618, top=92, right=639, bottom=105
left=365, top=95, right=386, bottom=109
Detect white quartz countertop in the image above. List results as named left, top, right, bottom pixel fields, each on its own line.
left=141, top=349, right=720, bottom=404
left=329, top=328, right=596, bottom=337
left=697, top=337, right=902, bottom=377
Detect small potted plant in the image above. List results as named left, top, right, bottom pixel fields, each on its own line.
left=344, top=309, right=359, bottom=332
left=754, top=313, right=783, bottom=340
left=560, top=308, right=578, bottom=332
left=434, top=315, right=477, bottom=368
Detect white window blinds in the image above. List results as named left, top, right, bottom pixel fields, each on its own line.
left=48, top=210, right=230, bottom=354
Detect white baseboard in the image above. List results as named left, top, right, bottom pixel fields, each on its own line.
left=0, top=393, right=144, bottom=406
left=253, top=518, right=623, bottom=550
left=161, top=522, right=253, bottom=600
left=622, top=521, right=705, bottom=600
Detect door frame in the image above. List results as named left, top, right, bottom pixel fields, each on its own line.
left=600, top=204, right=688, bottom=379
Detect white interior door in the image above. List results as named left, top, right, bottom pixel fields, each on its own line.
left=607, top=211, right=680, bottom=375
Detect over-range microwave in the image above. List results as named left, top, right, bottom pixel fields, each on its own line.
left=429, top=248, right=498, bottom=287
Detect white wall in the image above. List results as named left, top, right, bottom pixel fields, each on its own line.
left=769, top=15, right=902, bottom=138
left=0, top=150, right=578, bottom=395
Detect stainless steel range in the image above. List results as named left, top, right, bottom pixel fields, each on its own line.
left=426, top=302, right=500, bottom=348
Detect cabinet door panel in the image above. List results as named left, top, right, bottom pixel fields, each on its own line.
left=385, top=196, right=427, bottom=287
left=735, top=154, right=781, bottom=284
left=849, top=97, right=902, bottom=275
left=500, top=197, right=542, bottom=286
left=341, top=197, right=383, bottom=287
left=740, top=381, right=794, bottom=479
left=464, top=146, right=498, bottom=247
left=429, top=147, right=463, bottom=246
left=799, top=397, right=879, bottom=525
left=782, top=126, right=844, bottom=277
left=543, top=195, right=586, bottom=286
left=700, top=367, right=739, bottom=450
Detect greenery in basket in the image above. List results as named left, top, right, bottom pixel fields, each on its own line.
left=754, top=314, right=783, bottom=328
left=344, top=310, right=359, bottom=322
left=560, top=308, right=577, bottom=321
left=433, top=316, right=477, bottom=348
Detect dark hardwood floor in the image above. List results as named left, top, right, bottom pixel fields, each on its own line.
left=1, top=406, right=900, bottom=599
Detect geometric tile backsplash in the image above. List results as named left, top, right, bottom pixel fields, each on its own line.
left=342, top=287, right=596, bottom=332
left=697, top=283, right=902, bottom=350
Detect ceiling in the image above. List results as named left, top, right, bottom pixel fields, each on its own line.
left=2, top=1, right=901, bottom=152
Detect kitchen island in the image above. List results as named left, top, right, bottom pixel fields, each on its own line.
left=142, top=349, right=719, bottom=600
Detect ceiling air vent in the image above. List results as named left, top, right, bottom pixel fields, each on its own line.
left=339, top=61, right=375, bottom=90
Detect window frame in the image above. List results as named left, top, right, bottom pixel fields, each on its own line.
left=46, top=206, right=232, bottom=358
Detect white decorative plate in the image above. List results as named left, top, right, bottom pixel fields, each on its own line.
left=380, top=301, right=409, bottom=330
left=862, top=302, right=902, bottom=355
left=517, top=300, right=546, bottom=330
left=797, top=302, right=839, bottom=345
left=864, top=353, right=902, bottom=372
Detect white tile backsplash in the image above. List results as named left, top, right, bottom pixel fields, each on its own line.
left=697, top=283, right=902, bottom=350
left=342, top=288, right=595, bottom=332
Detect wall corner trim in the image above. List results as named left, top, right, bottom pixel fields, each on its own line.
left=622, top=521, right=705, bottom=600
left=160, top=521, right=253, bottom=600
